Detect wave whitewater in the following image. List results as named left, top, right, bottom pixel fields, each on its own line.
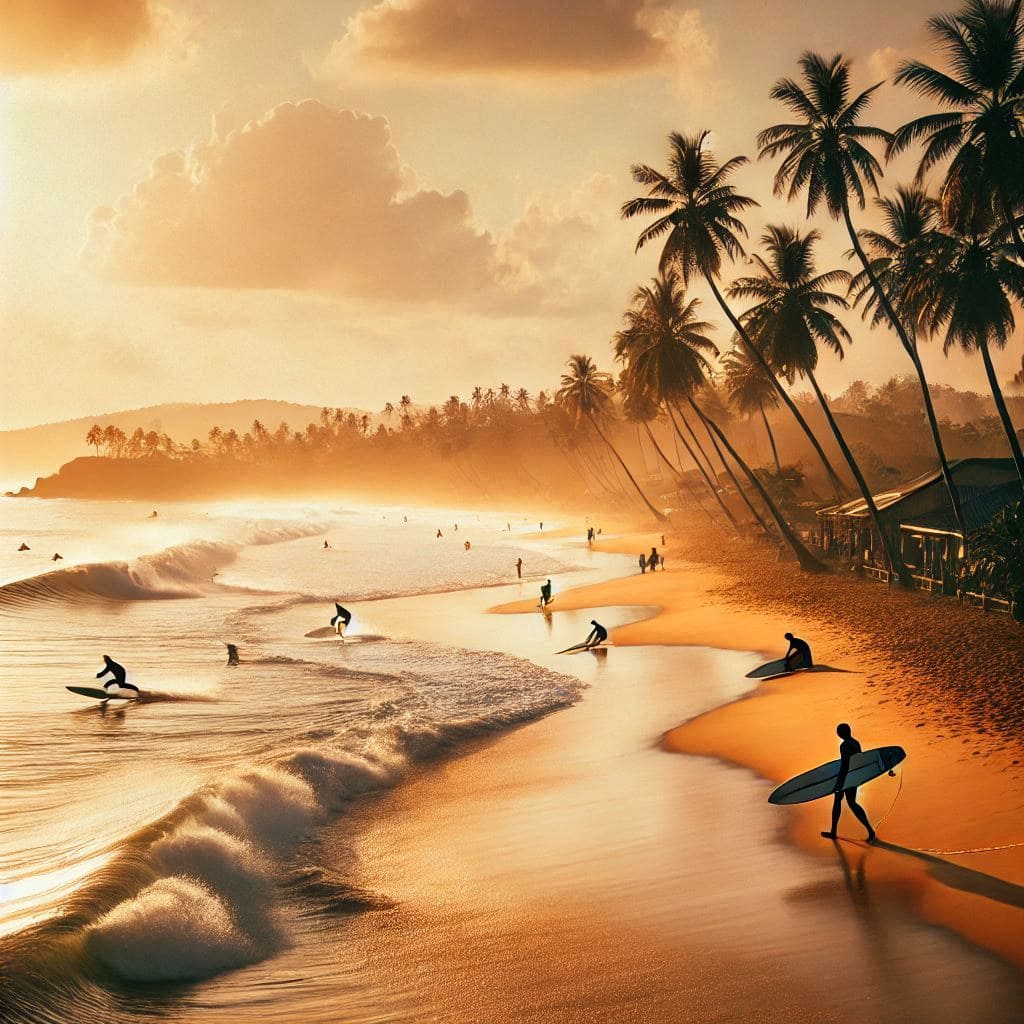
left=0, top=522, right=324, bottom=606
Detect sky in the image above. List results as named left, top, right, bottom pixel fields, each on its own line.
left=0, top=0, right=1021, bottom=430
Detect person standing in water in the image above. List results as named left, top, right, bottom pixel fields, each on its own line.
left=822, top=723, right=876, bottom=843
left=96, top=655, right=139, bottom=695
left=516, top=557, right=523, bottom=579
left=783, top=631, right=813, bottom=671
left=540, top=579, right=552, bottom=608
left=583, top=620, right=608, bottom=647
left=331, top=604, right=352, bottom=635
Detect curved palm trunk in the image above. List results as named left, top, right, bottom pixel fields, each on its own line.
left=978, top=340, right=1024, bottom=485
left=692, top=404, right=829, bottom=573
left=688, top=399, right=773, bottom=538
left=667, top=404, right=742, bottom=529
left=677, top=408, right=719, bottom=483
left=586, top=413, right=668, bottom=522
left=840, top=197, right=971, bottom=547
left=760, top=402, right=782, bottom=474
left=805, top=369, right=902, bottom=580
left=644, top=421, right=718, bottom=525
left=703, top=271, right=847, bottom=501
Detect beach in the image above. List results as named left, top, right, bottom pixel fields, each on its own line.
left=2, top=501, right=1023, bottom=1022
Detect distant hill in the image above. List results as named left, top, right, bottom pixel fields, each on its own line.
left=0, top=400, right=377, bottom=490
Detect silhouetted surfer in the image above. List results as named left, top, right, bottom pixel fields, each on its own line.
left=516, top=557, right=523, bottom=579
left=583, top=620, right=608, bottom=647
left=331, top=603, right=352, bottom=635
left=226, top=643, right=240, bottom=666
left=96, top=655, right=140, bottom=695
left=783, top=631, right=813, bottom=671
left=822, top=723, right=876, bottom=843
left=17, top=543, right=29, bottom=551
left=540, top=579, right=552, bottom=608
left=52, top=553, right=63, bottom=561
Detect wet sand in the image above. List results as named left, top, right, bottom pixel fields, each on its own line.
left=251, top=538, right=1024, bottom=1024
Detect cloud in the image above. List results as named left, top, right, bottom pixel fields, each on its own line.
left=324, top=0, right=714, bottom=78
left=0, top=0, right=156, bottom=73
left=87, top=100, right=500, bottom=303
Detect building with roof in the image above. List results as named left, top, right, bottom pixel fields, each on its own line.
left=815, top=459, right=1021, bottom=579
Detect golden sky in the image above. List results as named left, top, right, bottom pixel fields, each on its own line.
left=0, top=0, right=1020, bottom=429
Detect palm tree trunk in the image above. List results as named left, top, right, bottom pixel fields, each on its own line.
left=667, top=403, right=742, bottom=529
left=586, top=413, right=668, bottom=522
left=689, top=399, right=773, bottom=537
left=676, top=407, right=719, bottom=483
left=703, top=271, right=847, bottom=500
left=636, top=423, right=662, bottom=481
left=805, top=369, right=902, bottom=580
left=692, top=404, right=829, bottom=572
left=978, top=340, right=1024, bottom=485
left=760, top=402, right=782, bottom=474
left=644, top=421, right=718, bottom=526
left=840, top=197, right=972, bottom=547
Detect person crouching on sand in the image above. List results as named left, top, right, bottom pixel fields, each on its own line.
left=822, top=723, right=876, bottom=844
left=783, top=632, right=813, bottom=671
left=96, top=655, right=140, bottom=695
left=583, top=620, right=608, bottom=648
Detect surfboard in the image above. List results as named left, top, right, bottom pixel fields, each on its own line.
left=565, top=641, right=612, bottom=655
left=66, top=686, right=137, bottom=701
left=768, top=746, right=906, bottom=805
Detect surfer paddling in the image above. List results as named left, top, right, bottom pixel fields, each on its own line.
left=783, top=631, right=813, bottom=671
left=822, top=723, right=876, bottom=844
left=331, top=603, right=352, bottom=635
left=96, top=655, right=140, bottom=696
left=583, top=620, right=608, bottom=648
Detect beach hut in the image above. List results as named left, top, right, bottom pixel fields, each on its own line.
left=815, top=458, right=1020, bottom=576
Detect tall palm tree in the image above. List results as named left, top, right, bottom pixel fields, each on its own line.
left=720, top=345, right=783, bottom=473
left=889, top=0, right=1024, bottom=260
left=910, top=219, right=1024, bottom=483
left=612, top=272, right=825, bottom=567
left=621, top=130, right=847, bottom=498
left=730, top=225, right=901, bottom=575
left=849, top=186, right=972, bottom=544
left=555, top=354, right=668, bottom=522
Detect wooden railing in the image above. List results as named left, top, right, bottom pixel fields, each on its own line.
left=958, top=590, right=1015, bottom=616
left=862, top=565, right=891, bottom=584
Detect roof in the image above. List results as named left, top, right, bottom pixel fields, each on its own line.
left=816, top=458, right=1018, bottom=519
left=900, top=481, right=1022, bottom=537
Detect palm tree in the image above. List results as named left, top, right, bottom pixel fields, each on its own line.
left=849, top=186, right=972, bottom=544
left=720, top=345, right=783, bottom=473
left=621, top=130, right=847, bottom=498
left=889, top=0, right=1024, bottom=260
left=910, top=218, right=1024, bottom=483
left=85, top=423, right=103, bottom=455
left=729, top=225, right=901, bottom=575
left=555, top=354, right=668, bottom=522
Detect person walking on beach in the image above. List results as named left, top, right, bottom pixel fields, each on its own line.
left=540, top=579, right=552, bottom=608
left=331, top=603, right=352, bottom=635
left=639, top=553, right=647, bottom=575
left=783, top=632, right=813, bottom=671
left=96, top=655, right=140, bottom=695
left=516, top=557, right=523, bottom=579
left=583, top=620, right=608, bottom=648
left=648, top=547, right=659, bottom=572
left=436, top=529, right=443, bottom=539
left=822, top=723, right=876, bottom=844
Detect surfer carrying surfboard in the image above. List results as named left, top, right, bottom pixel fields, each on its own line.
left=783, top=632, right=813, bottom=671
left=822, top=723, right=876, bottom=843
left=583, top=620, right=608, bottom=648
left=331, top=604, right=352, bottom=635
left=96, top=655, right=140, bottom=695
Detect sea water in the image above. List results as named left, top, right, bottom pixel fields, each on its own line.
left=0, top=498, right=581, bottom=1021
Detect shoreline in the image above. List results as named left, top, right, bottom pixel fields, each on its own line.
left=494, top=523, right=1024, bottom=971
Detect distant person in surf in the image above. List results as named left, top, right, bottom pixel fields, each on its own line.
left=583, top=620, right=608, bottom=647
left=783, top=632, right=813, bottom=671
left=52, top=553, right=63, bottom=561
left=96, top=655, right=140, bottom=695
left=323, top=540, right=330, bottom=549
left=17, top=543, right=29, bottom=551
left=464, top=540, right=471, bottom=551
left=540, top=579, right=552, bottom=608
left=515, top=557, right=523, bottom=579
left=331, top=604, right=352, bottom=635
left=822, top=723, right=876, bottom=843
left=149, top=510, right=158, bottom=518
left=226, top=643, right=240, bottom=666
left=639, top=553, right=647, bottom=574
left=436, top=529, right=443, bottom=539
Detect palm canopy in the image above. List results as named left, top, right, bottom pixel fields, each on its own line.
left=613, top=271, right=719, bottom=405
left=720, top=344, right=780, bottom=415
left=620, top=130, right=758, bottom=280
left=556, top=354, right=616, bottom=424
left=758, top=52, right=892, bottom=217
left=849, top=186, right=942, bottom=331
left=728, top=226, right=852, bottom=379
left=889, top=0, right=1024, bottom=231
